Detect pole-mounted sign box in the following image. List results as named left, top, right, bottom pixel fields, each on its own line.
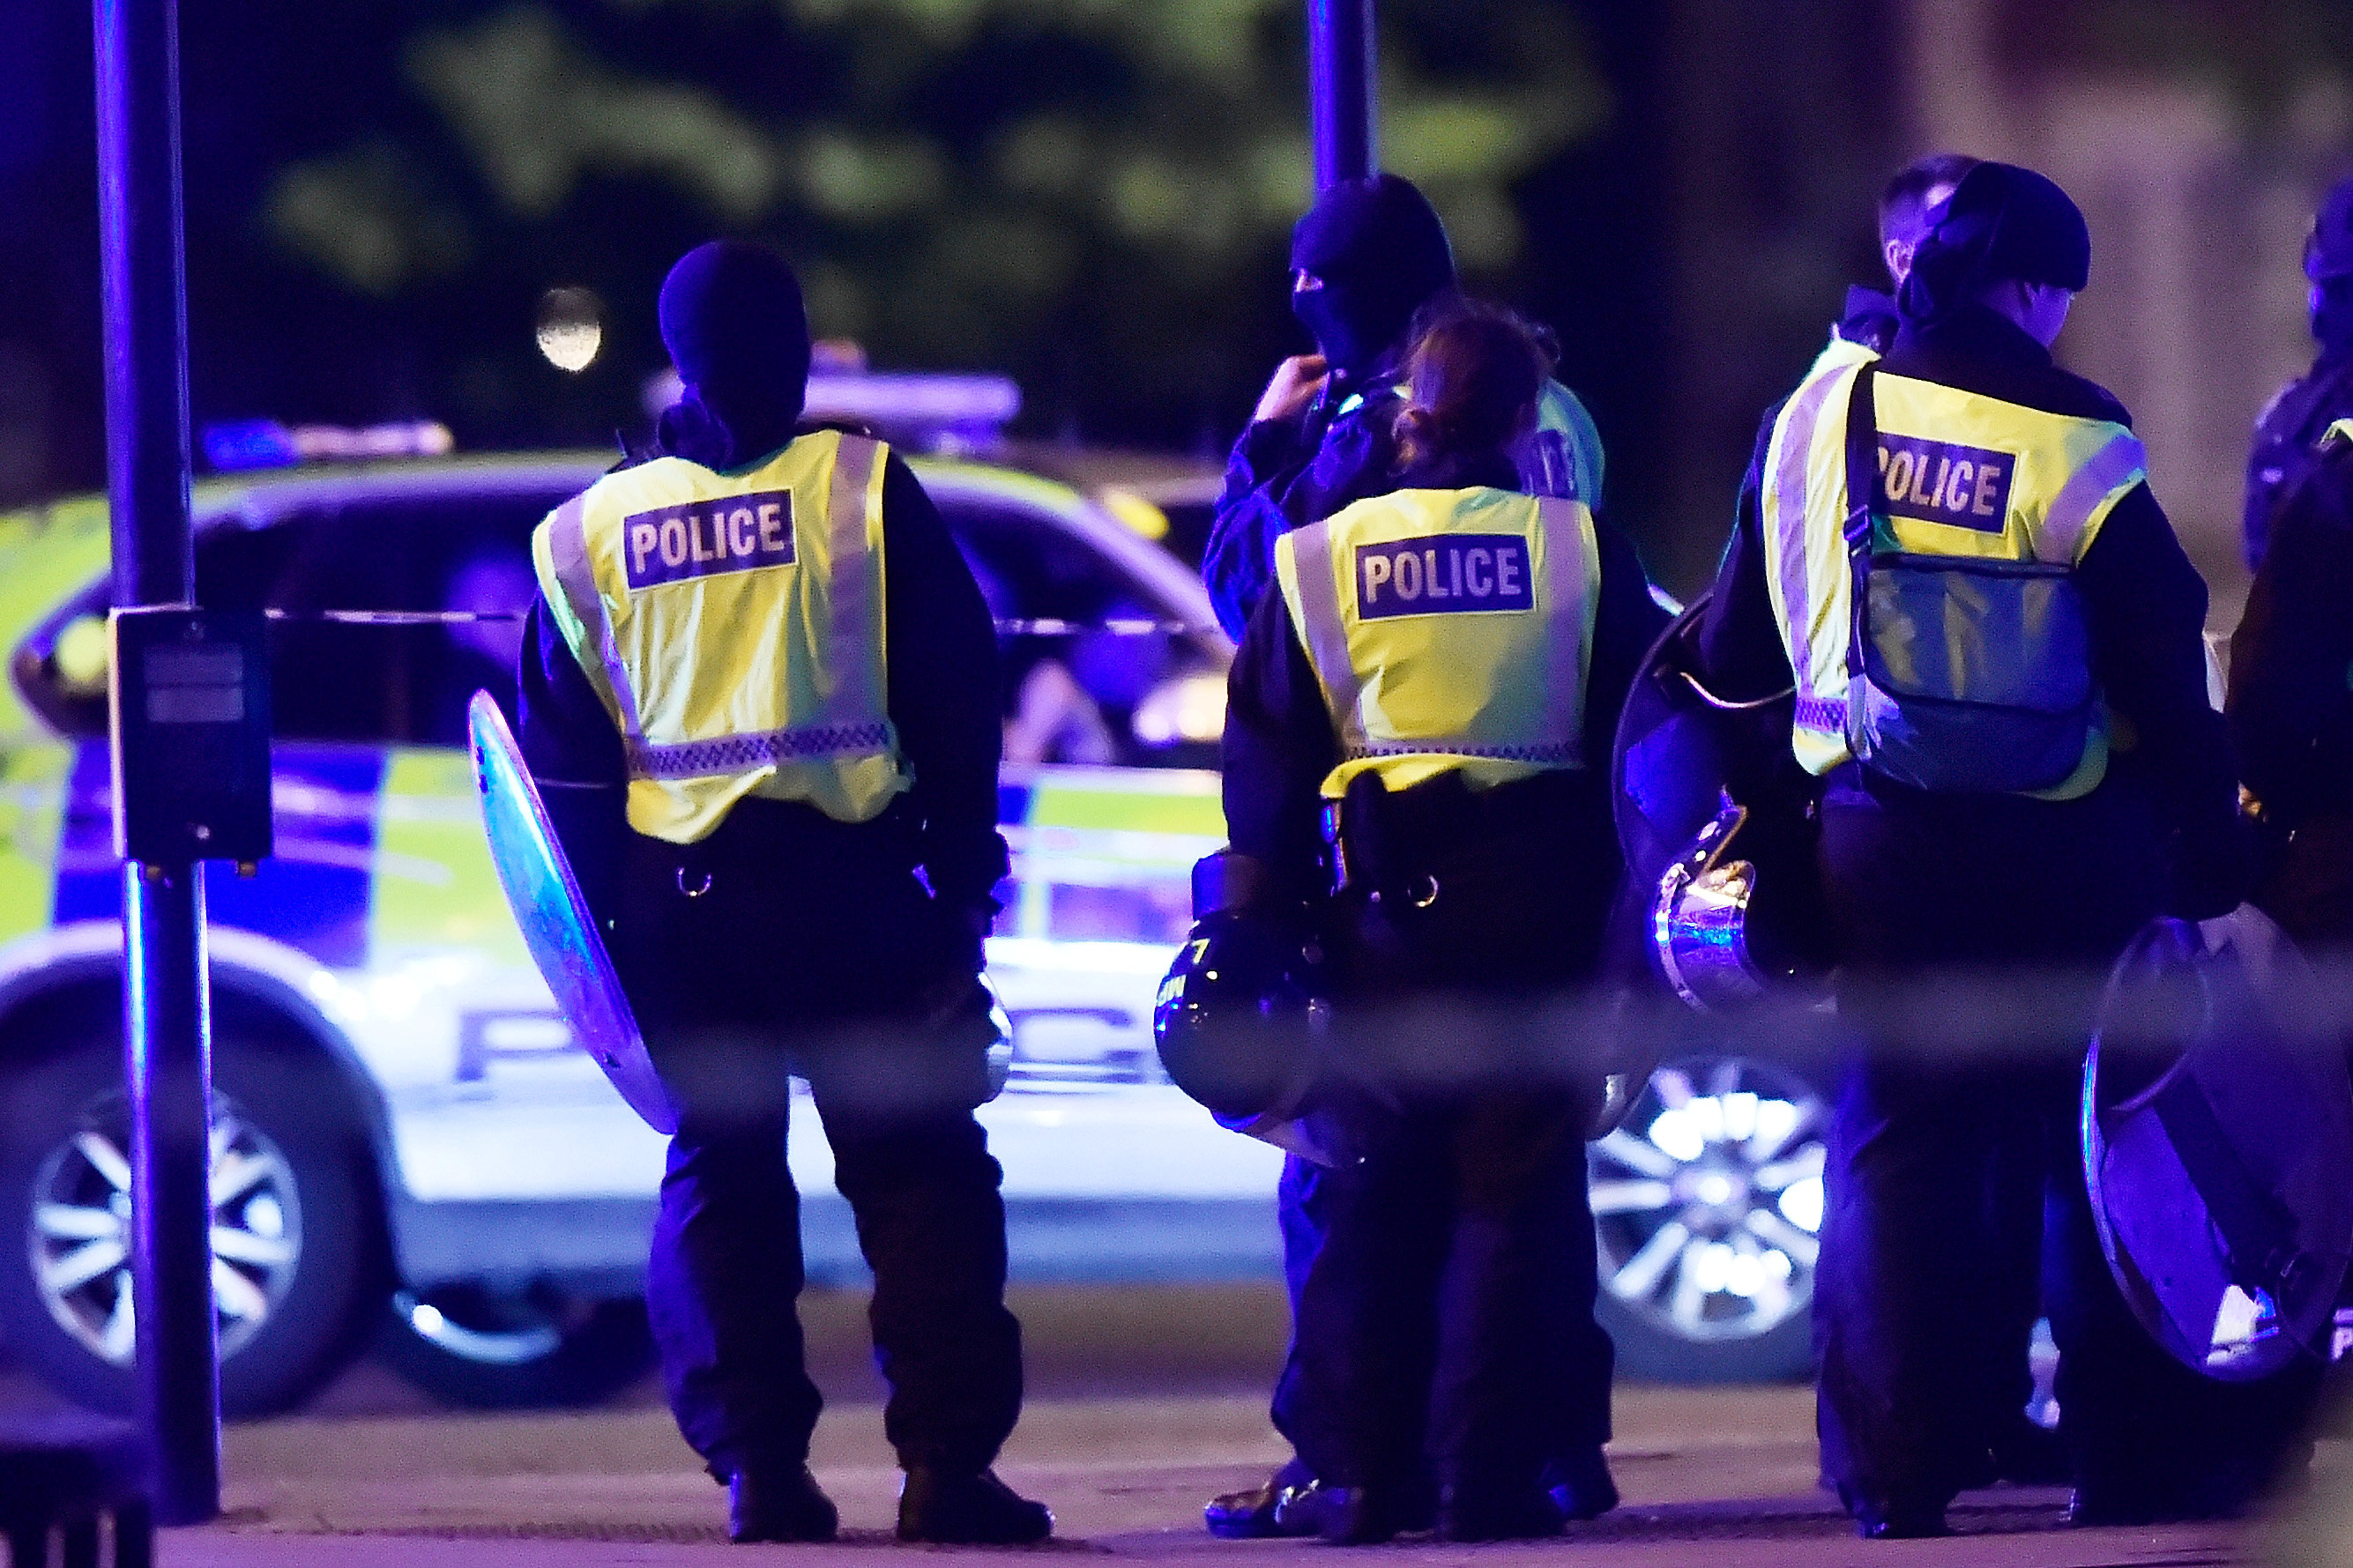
left=108, top=607, right=272, bottom=866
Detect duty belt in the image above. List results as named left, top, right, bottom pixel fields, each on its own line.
left=1322, top=769, right=1592, bottom=903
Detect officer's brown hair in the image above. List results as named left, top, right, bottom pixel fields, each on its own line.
left=1879, top=152, right=1980, bottom=248
left=1391, top=298, right=1556, bottom=474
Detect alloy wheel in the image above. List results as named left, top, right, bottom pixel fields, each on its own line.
left=26, top=1096, right=303, bottom=1365
left=1588, top=1056, right=1827, bottom=1344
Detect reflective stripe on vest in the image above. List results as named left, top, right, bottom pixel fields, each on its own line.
left=531, top=430, right=905, bottom=844
left=1760, top=360, right=2145, bottom=795
left=1275, top=487, right=1599, bottom=799
left=1758, top=336, right=1880, bottom=762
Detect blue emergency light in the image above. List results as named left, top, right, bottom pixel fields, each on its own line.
left=202, top=419, right=455, bottom=472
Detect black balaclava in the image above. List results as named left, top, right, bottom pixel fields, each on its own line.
left=1897, top=161, right=2090, bottom=328
left=1289, top=173, right=1456, bottom=381
left=2305, top=175, right=2353, bottom=357
left=656, top=240, right=813, bottom=469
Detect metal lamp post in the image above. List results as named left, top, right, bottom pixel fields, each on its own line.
left=93, top=0, right=222, bottom=1526
left=1307, top=0, right=1376, bottom=190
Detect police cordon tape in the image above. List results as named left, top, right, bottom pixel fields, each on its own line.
left=260, top=608, right=1211, bottom=637
left=1158, top=938, right=2353, bottom=1114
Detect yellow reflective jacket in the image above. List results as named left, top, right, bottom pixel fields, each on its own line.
left=1275, top=486, right=1599, bottom=799
left=1760, top=349, right=2147, bottom=797
left=532, top=429, right=907, bottom=843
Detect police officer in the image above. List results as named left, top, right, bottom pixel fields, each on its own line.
left=1844, top=152, right=1981, bottom=353
left=1697, top=161, right=2316, bottom=1537
left=516, top=241, right=1051, bottom=1546
left=1202, top=173, right=1605, bottom=641
left=2230, top=417, right=2353, bottom=944
left=2244, top=175, right=2353, bottom=572
left=1197, top=174, right=1614, bottom=1541
left=1218, top=301, right=1665, bottom=1542
left=1728, top=150, right=2064, bottom=1494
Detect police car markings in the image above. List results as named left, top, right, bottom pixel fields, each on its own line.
left=0, top=749, right=70, bottom=946
left=1003, top=825, right=1225, bottom=867
left=0, top=500, right=112, bottom=736
left=373, top=749, right=530, bottom=965
left=52, top=745, right=389, bottom=971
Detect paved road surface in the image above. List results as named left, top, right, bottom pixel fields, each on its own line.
left=170, top=1382, right=2309, bottom=1565
left=7, top=1283, right=2342, bottom=1564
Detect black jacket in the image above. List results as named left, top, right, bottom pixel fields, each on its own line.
left=2245, top=351, right=2353, bottom=572
left=2230, top=435, right=2353, bottom=825
left=1204, top=368, right=1417, bottom=642
left=1697, top=303, right=2238, bottom=910
left=1224, top=450, right=1666, bottom=903
left=518, top=443, right=1010, bottom=916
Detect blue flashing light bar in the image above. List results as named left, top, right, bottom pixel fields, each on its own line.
left=203, top=420, right=455, bottom=472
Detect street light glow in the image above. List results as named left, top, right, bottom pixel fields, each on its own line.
left=536, top=286, right=603, bottom=373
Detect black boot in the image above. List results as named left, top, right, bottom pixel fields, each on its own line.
left=898, top=1468, right=1054, bottom=1544
left=1543, top=1447, right=1620, bottom=1521
left=1293, top=1485, right=1419, bottom=1546
left=1205, top=1460, right=1323, bottom=1539
left=727, top=1466, right=838, bottom=1544
left=1850, top=1499, right=1949, bottom=1540
left=1434, top=1483, right=1564, bottom=1542
left=1838, top=1483, right=1948, bottom=1540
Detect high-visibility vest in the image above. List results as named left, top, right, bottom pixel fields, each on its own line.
left=1275, top=487, right=1599, bottom=799
left=1760, top=346, right=2148, bottom=797
left=532, top=429, right=908, bottom=844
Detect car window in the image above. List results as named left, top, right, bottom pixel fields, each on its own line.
left=937, top=495, right=1221, bottom=769
left=236, top=494, right=550, bottom=745
left=15, top=491, right=556, bottom=746
left=16, top=478, right=1224, bottom=762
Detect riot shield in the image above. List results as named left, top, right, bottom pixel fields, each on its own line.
left=469, top=692, right=679, bottom=1134
left=2085, top=906, right=2353, bottom=1381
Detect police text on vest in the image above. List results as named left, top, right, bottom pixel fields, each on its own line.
left=623, top=489, right=796, bottom=591
left=1875, top=435, right=2014, bottom=534
left=1355, top=534, right=1534, bottom=620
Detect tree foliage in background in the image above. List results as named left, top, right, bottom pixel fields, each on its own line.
left=255, top=0, right=1604, bottom=448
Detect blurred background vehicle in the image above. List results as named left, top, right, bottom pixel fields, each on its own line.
left=0, top=380, right=1267, bottom=1416
left=0, top=372, right=1843, bottom=1415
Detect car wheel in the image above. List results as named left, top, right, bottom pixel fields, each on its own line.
left=1587, top=1052, right=1828, bottom=1382
left=0, top=1031, right=378, bottom=1416
left=376, top=1285, right=653, bottom=1408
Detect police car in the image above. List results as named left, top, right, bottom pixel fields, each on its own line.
left=0, top=414, right=1827, bottom=1416
left=0, top=402, right=1302, bottom=1414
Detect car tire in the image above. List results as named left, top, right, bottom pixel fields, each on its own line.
left=1587, top=1051, right=1831, bottom=1384
left=0, top=1026, right=380, bottom=1416
left=376, top=1287, right=654, bottom=1408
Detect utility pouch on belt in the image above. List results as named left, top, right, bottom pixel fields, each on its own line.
left=1841, top=367, right=2097, bottom=794
left=1325, top=769, right=1504, bottom=898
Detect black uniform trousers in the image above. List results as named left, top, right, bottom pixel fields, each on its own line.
left=607, top=798, right=1023, bottom=1483
left=1812, top=765, right=2321, bottom=1516
left=1272, top=785, right=1616, bottom=1501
